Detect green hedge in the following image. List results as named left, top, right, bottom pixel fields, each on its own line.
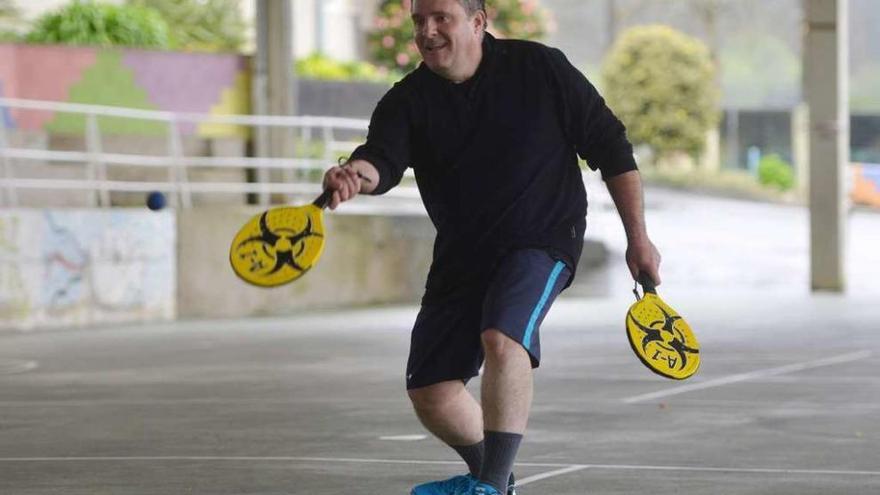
left=26, top=1, right=170, bottom=49
left=602, top=25, right=719, bottom=163
left=757, top=154, right=795, bottom=191
left=295, top=53, right=401, bottom=84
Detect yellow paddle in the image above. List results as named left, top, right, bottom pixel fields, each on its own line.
left=228, top=189, right=333, bottom=287
left=626, top=274, right=700, bottom=380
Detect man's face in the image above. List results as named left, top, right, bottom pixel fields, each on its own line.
left=411, top=0, right=485, bottom=81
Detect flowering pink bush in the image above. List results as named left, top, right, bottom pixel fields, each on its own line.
left=368, top=0, right=551, bottom=73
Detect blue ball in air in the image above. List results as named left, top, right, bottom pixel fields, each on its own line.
left=146, top=191, right=166, bottom=211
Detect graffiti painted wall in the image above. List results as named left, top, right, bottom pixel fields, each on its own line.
left=0, top=43, right=251, bottom=137
left=0, top=209, right=175, bottom=330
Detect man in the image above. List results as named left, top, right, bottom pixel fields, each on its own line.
left=322, top=0, right=661, bottom=493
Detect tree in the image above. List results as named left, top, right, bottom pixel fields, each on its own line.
left=603, top=0, right=649, bottom=52
left=126, top=0, right=246, bottom=53
left=0, top=0, right=20, bottom=25
left=720, top=33, right=799, bottom=108
left=687, top=0, right=760, bottom=66
left=0, top=0, right=22, bottom=41
left=603, top=0, right=763, bottom=62
left=25, top=1, right=171, bottom=49
left=368, top=0, right=551, bottom=73
left=601, top=25, right=719, bottom=163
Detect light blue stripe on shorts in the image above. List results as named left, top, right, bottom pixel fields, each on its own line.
left=523, top=260, right=566, bottom=350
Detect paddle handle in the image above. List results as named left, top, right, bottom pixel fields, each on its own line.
left=312, top=168, right=373, bottom=209
left=637, top=273, right=657, bottom=294
left=313, top=189, right=333, bottom=209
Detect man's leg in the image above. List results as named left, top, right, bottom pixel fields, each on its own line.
left=480, top=329, right=533, bottom=432
left=408, top=380, right=484, bottom=475
left=478, top=329, right=531, bottom=492
left=475, top=248, right=572, bottom=493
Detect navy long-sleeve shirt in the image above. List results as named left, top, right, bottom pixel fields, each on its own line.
left=350, top=33, right=637, bottom=301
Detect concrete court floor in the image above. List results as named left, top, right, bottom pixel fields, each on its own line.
left=1, top=289, right=879, bottom=494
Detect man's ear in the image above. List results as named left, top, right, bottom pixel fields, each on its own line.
left=473, top=10, right=487, bottom=33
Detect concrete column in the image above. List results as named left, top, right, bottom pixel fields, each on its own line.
left=254, top=0, right=296, bottom=205
left=791, top=103, right=809, bottom=197
left=803, top=0, right=849, bottom=292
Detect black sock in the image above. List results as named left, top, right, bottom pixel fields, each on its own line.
left=479, top=431, right=523, bottom=492
left=452, top=440, right=484, bottom=477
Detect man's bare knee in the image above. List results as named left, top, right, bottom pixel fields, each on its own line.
left=481, top=328, right=522, bottom=360
left=408, top=380, right=465, bottom=414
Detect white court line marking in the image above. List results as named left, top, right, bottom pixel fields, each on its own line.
left=378, top=434, right=428, bottom=441
left=0, top=456, right=878, bottom=477
left=623, top=350, right=873, bottom=404
left=572, top=463, right=880, bottom=477
left=0, top=456, right=553, bottom=466
left=0, top=359, right=38, bottom=375
left=516, top=465, right=590, bottom=486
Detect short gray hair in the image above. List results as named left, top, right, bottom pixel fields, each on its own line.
left=411, top=0, right=486, bottom=21
left=458, top=0, right=486, bottom=16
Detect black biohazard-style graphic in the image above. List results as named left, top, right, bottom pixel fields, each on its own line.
left=628, top=304, right=699, bottom=371
left=235, top=212, right=323, bottom=276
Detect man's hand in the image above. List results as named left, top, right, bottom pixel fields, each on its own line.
left=320, top=159, right=379, bottom=210
left=322, top=165, right=362, bottom=210
left=626, top=237, right=662, bottom=286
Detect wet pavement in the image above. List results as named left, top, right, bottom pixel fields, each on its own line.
left=1, top=188, right=878, bottom=494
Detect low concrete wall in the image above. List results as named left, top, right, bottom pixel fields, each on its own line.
left=177, top=207, right=610, bottom=319
left=0, top=206, right=610, bottom=328
left=177, top=208, right=436, bottom=319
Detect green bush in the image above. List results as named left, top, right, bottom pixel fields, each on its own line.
left=126, top=0, right=246, bottom=53
left=368, top=0, right=551, bottom=73
left=295, top=53, right=401, bottom=83
left=757, top=154, right=795, bottom=191
left=601, top=25, right=719, bottom=163
left=0, top=30, right=19, bottom=42
left=26, top=0, right=170, bottom=49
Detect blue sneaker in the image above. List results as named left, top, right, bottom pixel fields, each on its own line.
left=410, top=474, right=477, bottom=495
left=471, top=482, right=502, bottom=495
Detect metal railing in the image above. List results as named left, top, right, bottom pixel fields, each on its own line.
left=0, top=97, right=419, bottom=208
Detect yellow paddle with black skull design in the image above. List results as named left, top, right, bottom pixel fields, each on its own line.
left=626, top=274, right=701, bottom=380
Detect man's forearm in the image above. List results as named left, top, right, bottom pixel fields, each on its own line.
left=605, top=170, right=649, bottom=243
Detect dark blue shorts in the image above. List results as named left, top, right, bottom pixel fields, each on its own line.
left=405, top=248, right=572, bottom=390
